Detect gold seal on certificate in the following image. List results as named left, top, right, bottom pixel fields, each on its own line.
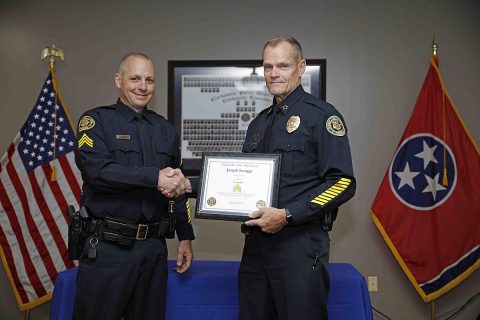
left=195, top=152, right=282, bottom=221
left=207, top=197, right=217, bottom=206
left=256, top=200, right=266, bottom=209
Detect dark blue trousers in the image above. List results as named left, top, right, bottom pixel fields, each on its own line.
left=73, top=236, right=168, bottom=320
left=238, top=224, right=330, bottom=320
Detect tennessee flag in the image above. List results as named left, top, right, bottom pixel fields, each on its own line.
left=371, top=55, right=480, bottom=302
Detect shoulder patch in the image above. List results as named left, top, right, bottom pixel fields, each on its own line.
left=79, top=115, right=95, bottom=132
left=326, top=115, right=346, bottom=136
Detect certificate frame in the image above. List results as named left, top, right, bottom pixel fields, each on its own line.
left=195, top=152, right=282, bottom=221
left=168, top=59, right=326, bottom=176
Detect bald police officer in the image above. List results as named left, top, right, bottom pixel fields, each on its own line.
left=73, top=52, right=194, bottom=320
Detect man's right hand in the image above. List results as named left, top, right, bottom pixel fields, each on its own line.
left=158, top=168, right=191, bottom=197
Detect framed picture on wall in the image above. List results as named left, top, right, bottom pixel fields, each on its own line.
left=167, top=59, right=326, bottom=176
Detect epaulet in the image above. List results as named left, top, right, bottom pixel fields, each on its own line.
left=257, top=105, right=273, bottom=116
left=146, top=109, right=167, bottom=120
left=304, top=95, right=334, bottom=112
left=304, top=95, right=323, bottom=107
left=91, top=104, right=116, bottom=112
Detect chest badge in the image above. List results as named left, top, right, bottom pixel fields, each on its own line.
left=286, top=116, right=300, bottom=133
left=79, top=115, right=95, bottom=132
left=251, top=133, right=259, bottom=143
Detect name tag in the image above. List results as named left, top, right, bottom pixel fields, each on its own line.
left=116, top=134, right=131, bottom=140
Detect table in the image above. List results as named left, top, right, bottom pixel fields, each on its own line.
left=50, top=261, right=372, bottom=320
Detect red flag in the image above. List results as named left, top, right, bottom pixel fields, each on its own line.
left=371, top=55, right=480, bottom=302
left=0, top=68, right=82, bottom=310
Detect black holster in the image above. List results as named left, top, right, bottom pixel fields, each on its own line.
left=322, top=208, right=338, bottom=231
left=67, top=205, right=90, bottom=260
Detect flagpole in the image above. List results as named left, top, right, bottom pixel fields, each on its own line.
left=430, top=35, right=439, bottom=320
left=432, top=33, right=438, bottom=57
left=20, top=45, right=63, bottom=320
left=40, top=45, right=65, bottom=181
left=431, top=299, right=435, bottom=320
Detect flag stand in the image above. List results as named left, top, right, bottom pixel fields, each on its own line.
left=24, top=309, right=30, bottom=320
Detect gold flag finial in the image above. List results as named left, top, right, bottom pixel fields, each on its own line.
left=41, top=45, right=64, bottom=68
left=432, top=34, right=438, bottom=56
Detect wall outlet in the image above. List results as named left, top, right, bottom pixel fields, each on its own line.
left=367, top=276, right=378, bottom=292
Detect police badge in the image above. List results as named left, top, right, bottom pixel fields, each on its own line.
left=286, top=116, right=300, bottom=133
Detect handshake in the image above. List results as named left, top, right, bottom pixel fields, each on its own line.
left=157, top=167, right=192, bottom=198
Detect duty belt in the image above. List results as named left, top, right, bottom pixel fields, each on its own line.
left=104, top=218, right=163, bottom=240
left=91, top=217, right=169, bottom=246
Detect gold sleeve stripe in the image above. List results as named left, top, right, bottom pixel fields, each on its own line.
left=324, top=190, right=338, bottom=197
left=311, top=178, right=352, bottom=206
left=330, top=186, right=344, bottom=192
left=186, top=201, right=191, bottom=223
left=317, top=195, right=332, bottom=202
left=311, top=199, right=326, bottom=205
left=336, top=182, right=349, bottom=187
left=319, top=193, right=334, bottom=200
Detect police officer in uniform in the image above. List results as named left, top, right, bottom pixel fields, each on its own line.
left=239, top=37, right=356, bottom=319
left=73, top=52, right=194, bottom=320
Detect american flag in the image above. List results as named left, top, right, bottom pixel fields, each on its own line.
left=0, top=68, right=82, bottom=310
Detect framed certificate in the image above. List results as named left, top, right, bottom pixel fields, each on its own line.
left=195, top=152, right=282, bottom=221
left=168, top=59, right=326, bottom=175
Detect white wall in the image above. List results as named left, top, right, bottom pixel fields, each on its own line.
left=1, top=0, right=479, bottom=319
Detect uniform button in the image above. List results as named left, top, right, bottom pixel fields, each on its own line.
left=124, top=178, right=128, bottom=182
left=286, top=145, right=290, bottom=149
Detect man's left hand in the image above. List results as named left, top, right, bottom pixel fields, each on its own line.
left=175, top=240, right=193, bottom=273
left=244, top=207, right=287, bottom=234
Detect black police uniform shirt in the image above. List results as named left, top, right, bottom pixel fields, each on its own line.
left=243, top=85, right=356, bottom=224
left=75, top=99, right=194, bottom=240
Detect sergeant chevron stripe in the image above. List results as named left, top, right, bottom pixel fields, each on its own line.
left=311, top=178, right=351, bottom=206
left=78, top=133, right=93, bottom=148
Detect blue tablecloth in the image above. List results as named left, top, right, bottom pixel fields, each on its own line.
left=50, top=260, right=372, bottom=320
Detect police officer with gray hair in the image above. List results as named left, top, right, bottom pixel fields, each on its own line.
left=239, top=37, right=356, bottom=319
